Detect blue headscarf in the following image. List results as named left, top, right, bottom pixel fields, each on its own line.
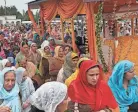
left=108, top=60, right=138, bottom=112
left=0, top=68, right=21, bottom=112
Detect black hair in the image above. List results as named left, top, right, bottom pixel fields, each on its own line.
left=13, top=45, right=20, bottom=52
left=21, top=41, right=28, bottom=47
left=86, top=65, right=100, bottom=73
left=64, top=45, right=73, bottom=51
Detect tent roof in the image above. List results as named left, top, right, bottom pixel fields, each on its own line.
left=28, top=0, right=138, bottom=13
left=28, top=0, right=48, bottom=9
left=103, top=0, right=138, bottom=13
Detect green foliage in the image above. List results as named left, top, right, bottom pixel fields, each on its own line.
left=0, top=5, right=39, bottom=21
left=34, top=10, right=39, bottom=22
left=95, top=3, right=108, bottom=72
left=22, top=10, right=30, bottom=21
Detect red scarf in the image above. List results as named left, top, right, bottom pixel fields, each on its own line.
left=68, top=60, right=118, bottom=111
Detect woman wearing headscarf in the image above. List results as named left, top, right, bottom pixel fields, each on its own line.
left=28, top=43, right=41, bottom=67
left=7, top=45, right=20, bottom=66
left=15, top=41, right=30, bottom=63
left=39, top=40, right=52, bottom=59
left=108, top=60, right=138, bottom=112
left=30, top=82, right=68, bottom=112
left=0, top=68, right=21, bottom=112
left=0, top=44, right=6, bottom=59
left=0, top=59, right=12, bottom=71
left=16, top=55, right=36, bottom=78
left=33, top=33, right=41, bottom=47
left=57, top=52, right=79, bottom=83
left=16, top=55, right=44, bottom=88
left=65, top=57, right=89, bottom=87
left=49, top=46, right=64, bottom=81
left=63, top=44, right=73, bottom=56
left=38, top=40, right=52, bottom=80
left=16, top=67, right=35, bottom=112
left=63, top=52, right=79, bottom=82
left=68, top=60, right=119, bottom=112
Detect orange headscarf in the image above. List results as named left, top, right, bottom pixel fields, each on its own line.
left=68, top=60, right=118, bottom=111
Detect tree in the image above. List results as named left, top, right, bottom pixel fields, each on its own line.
left=22, top=10, right=30, bottom=21
left=16, top=11, right=23, bottom=19
left=0, top=6, right=4, bottom=15
left=34, top=10, right=39, bottom=22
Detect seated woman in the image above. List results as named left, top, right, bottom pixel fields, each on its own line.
left=57, top=52, right=79, bottom=83
left=49, top=46, right=64, bottom=81
left=16, top=67, right=35, bottom=112
left=16, top=55, right=44, bottom=88
left=0, top=68, right=21, bottom=112
left=39, top=40, right=52, bottom=80
left=63, top=44, right=73, bottom=56
left=0, top=59, right=12, bottom=71
left=16, top=55, right=36, bottom=78
left=65, top=57, right=89, bottom=87
left=30, top=82, right=68, bottom=112
left=15, top=41, right=30, bottom=62
left=28, top=43, right=41, bottom=67
left=108, top=60, right=138, bottom=112
left=68, top=60, right=119, bottom=112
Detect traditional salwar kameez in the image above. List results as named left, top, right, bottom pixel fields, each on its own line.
left=0, top=68, right=21, bottom=112
left=108, top=60, right=138, bottom=112
left=68, top=60, right=119, bottom=112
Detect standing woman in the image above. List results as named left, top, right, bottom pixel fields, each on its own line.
left=0, top=68, right=21, bottom=112
left=108, top=60, right=138, bottom=112
left=68, top=60, right=119, bottom=112
left=49, top=46, right=64, bottom=81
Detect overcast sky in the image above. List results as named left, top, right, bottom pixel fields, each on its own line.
left=0, top=0, right=34, bottom=13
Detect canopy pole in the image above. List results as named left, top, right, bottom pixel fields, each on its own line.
left=131, top=18, right=134, bottom=35
left=71, top=18, right=77, bottom=52
left=60, top=18, right=64, bottom=43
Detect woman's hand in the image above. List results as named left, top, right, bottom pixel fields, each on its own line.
left=0, top=106, right=11, bottom=112
left=22, top=103, right=30, bottom=109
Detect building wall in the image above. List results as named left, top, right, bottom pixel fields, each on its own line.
left=0, top=15, right=21, bottom=24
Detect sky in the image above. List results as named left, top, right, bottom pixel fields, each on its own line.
left=0, top=0, right=34, bottom=13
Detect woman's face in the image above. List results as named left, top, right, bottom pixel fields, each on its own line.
left=64, top=47, right=71, bottom=55
left=124, top=67, right=135, bottom=81
left=67, top=38, right=72, bottom=44
left=13, top=50, right=19, bottom=56
left=22, top=44, right=29, bottom=54
left=31, top=44, right=37, bottom=52
left=5, top=62, right=12, bottom=67
left=44, top=46, right=50, bottom=54
left=86, top=67, right=100, bottom=86
left=19, top=58, right=27, bottom=68
left=57, top=95, right=68, bottom=112
left=4, top=72, right=15, bottom=91
left=72, top=57, right=79, bottom=68
left=22, top=71, right=27, bottom=82
left=58, top=47, right=64, bottom=58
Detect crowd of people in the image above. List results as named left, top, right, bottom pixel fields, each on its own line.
left=0, top=23, right=138, bottom=112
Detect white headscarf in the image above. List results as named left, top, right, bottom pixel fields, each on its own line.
left=41, top=40, right=50, bottom=50
left=30, top=82, right=67, bottom=112
left=2, top=59, right=9, bottom=68
left=15, top=67, right=26, bottom=85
